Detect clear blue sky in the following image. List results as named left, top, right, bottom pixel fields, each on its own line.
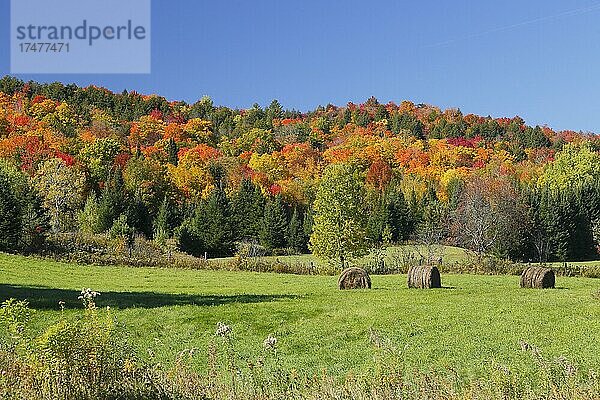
left=2, top=0, right=600, bottom=132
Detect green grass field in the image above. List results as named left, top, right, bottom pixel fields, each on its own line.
left=209, top=244, right=470, bottom=271
left=1, top=252, right=600, bottom=380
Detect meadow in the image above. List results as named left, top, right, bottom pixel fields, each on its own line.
left=1, top=251, right=600, bottom=384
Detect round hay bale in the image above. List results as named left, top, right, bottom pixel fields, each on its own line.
left=407, top=265, right=441, bottom=289
left=338, top=267, right=371, bottom=290
left=520, top=267, right=555, bottom=289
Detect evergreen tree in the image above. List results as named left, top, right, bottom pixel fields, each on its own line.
left=167, top=138, right=178, bottom=166
left=126, top=195, right=152, bottom=237
left=0, top=162, right=48, bottom=252
left=0, top=169, right=22, bottom=252
left=303, top=207, right=313, bottom=240
left=527, top=185, right=597, bottom=262
left=287, top=207, right=308, bottom=253
left=97, top=169, right=127, bottom=232
left=18, top=186, right=48, bottom=252
left=78, top=192, right=102, bottom=234
left=109, top=213, right=135, bottom=256
left=386, top=189, right=413, bottom=242
left=260, top=195, right=288, bottom=250
left=231, top=179, right=265, bottom=240
left=177, top=188, right=233, bottom=258
left=390, top=111, right=424, bottom=139
left=366, top=195, right=387, bottom=243
left=153, top=196, right=171, bottom=241
left=200, top=187, right=233, bottom=257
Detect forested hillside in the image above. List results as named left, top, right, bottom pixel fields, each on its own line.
left=1, top=75, right=599, bottom=263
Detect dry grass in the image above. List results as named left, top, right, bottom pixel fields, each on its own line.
left=520, top=266, right=555, bottom=289
left=338, top=267, right=371, bottom=289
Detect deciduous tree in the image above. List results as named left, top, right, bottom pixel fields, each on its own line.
left=309, top=163, right=368, bottom=267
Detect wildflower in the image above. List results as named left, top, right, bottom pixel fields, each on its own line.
left=216, top=322, right=232, bottom=338
left=557, top=356, right=577, bottom=377
left=58, top=300, right=65, bottom=311
left=123, top=358, right=136, bottom=373
left=263, top=335, right=277, bottom=350
left=565, top=362, right=577, bottom=377
left=519, top=341, right=530, bottom=352
left=78, top=288, right=101, bottom=301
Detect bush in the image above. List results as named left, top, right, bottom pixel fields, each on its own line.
left=0, top=295, right=169, bottom=400
left=46, top=232, right=210, bottom=269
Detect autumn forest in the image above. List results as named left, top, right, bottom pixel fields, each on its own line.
left=1, top=75, right=600, bottom=265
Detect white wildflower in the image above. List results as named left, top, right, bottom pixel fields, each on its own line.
left=78, top=288, right=101, bottom=301
left=263, top=335, right=277, bottom=350
left=215, top=322, right=232, bottom=337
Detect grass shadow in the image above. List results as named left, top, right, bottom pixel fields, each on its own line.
left=0, top=284, right=298, bottom=310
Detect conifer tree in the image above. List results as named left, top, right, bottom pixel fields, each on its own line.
left=231, top=179, right=265, bottom=240
left=287, top=207, right=308, bottom=253
left=0, top=169, right=22, bottom=251
left=154, top=196, right=171, bottom=242
left=386, top=189, right=413, bottom=242
left=98, top=168, right=127, bottom=232
left=260, top=195, right=288, bottom=251
left=79, top=192, right=102, bottom=234
left=167, top=138, right=178, bottom=166
left=177, top=188, right=233, bottom=258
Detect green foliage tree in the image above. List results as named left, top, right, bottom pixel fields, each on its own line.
left=125, top=195, right=152, bottom=237
left=390, top=111, right=424, bottom=138
left=109, top=213, right=135, bottom=256
left=539, top=143, right=600, bottom=190
left=366, top=192, right=387, bottom=243
left=309, top=163, right=368, bottom=268
left=154, top=196, right=171, bottom=242
left=34, top=158, right=85, bottom=233
left=527, top=184, right=598, bottom=262
left=0, top=161, right=48, bottom=252
left=386, top=188, right=414, bottom=242
left=79, top=138, right=122, bottom=183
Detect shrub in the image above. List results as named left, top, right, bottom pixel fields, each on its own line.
left=0, top=294, right=168, bottom=400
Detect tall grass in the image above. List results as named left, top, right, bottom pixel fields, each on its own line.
left=1, top=295, right=599, bottom=400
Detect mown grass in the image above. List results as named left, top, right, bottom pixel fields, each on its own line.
left=1, top=251, right=600, bottom=381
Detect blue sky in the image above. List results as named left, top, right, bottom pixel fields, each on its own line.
left=2, top=0, right=600, bottom=132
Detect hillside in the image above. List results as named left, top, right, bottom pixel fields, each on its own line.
left=1, top=76, right=600, bottom=264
